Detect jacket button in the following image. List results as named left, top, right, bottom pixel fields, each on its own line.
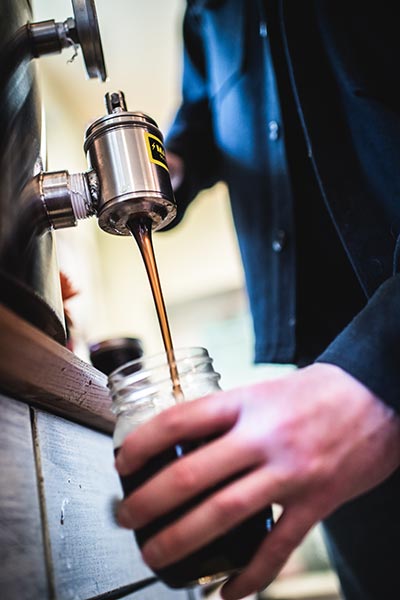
left=268, top=120, right=280, bottom=141
left=259, top=21, right=268, bottom=38
left=272, top=230, right=286, bottom=252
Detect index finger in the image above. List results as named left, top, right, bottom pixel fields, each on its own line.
left=115, top=390, right=240, bottom=476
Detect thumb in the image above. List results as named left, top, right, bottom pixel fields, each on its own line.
left=221, top=504, right=315, bottom=600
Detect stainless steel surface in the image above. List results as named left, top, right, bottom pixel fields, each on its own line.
left=72, top=0, right=107, bottom=81
left=0, top=0, right=65, bottom=342
left=84, top=92, right=177, bottom=235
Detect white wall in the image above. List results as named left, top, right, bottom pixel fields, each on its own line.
left=33, top=0, right=245, bottom=363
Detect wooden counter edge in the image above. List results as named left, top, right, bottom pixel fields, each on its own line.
left=0, top=303, right=114, bottom=433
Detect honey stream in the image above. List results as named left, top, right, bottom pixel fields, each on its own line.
left=128, top=216, right=183, bottom=401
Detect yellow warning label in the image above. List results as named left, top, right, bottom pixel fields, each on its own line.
left=145, top=132, right=169, bottom=172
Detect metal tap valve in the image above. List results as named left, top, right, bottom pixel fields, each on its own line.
left=41, top=91, right=177, bottom=235
left=84, top=90, right=177, bottom=235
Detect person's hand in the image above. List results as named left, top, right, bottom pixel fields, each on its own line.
left=166, top=151, right=184, bottom=190
left=115, top=363, right=400, bottom=599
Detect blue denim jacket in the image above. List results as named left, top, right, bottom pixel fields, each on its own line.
left=166, top=0, right=400, bottom=414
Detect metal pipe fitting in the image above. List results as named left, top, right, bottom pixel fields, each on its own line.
left=28, top=19, right=77, bottom=58
left=40, top=170, right=96, bottom=230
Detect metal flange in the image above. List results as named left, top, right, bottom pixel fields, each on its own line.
left=71, top=0, right=107, bottom=81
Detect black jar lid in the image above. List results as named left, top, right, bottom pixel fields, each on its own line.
left=89, top=337, right=143, bottom=376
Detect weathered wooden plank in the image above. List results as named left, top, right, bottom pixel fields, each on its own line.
left=123, top=581, right=194, bottom=599
left=187, top=588, right=203, bottom=600
left=0, top=303, right=114, bottom=433
left=0, top=394, right=49, bottom=600
left=72, top=579, right=195, bottom=600
left=35, top=410, right=154, bottom=599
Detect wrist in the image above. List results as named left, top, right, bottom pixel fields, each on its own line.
left=312, top=362, right=400, bottom=470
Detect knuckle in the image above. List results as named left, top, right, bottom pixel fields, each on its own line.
left=205, top=395, right=238, bottom=422
left=270, top=544, right=290, bottom=569
left=273, top=529, right=301, bottom=560
left=287, top=452, right=331, bottom=492
left=172, top=459, right=198, bottom=492
left=303, top=456, right=328, bottom=486
left=167, top=523, right=186, bottom=549
left=156, top=533, right=174, bottom=557
left=157, top=522, right=186, bottom=557
left=284, top=460, right=308, bottom=487
left=210, top=490, right=248, bottom=526
left=244, top=573, right=264, bottom=594
left=126, top=491, right=153, bottom=522
left=280, top=530, right=298, bottom=552
left=227, top=426, right=266, bottom=465
left=268, top=465, right=296, bottom=496
left=163, top=409, right=184, bottom=438
left=246, top=437, right=268, bottom=463
left=233, top=567, right=267, bottom=596
left=274, top=417, right=297, bottom=447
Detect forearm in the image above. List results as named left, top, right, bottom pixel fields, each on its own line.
left=164, top=4, right=222, bottom=226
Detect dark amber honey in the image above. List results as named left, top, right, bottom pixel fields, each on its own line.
left=128, top=217, right=183, bottom=400
left=116, top=442, right=273, bottom=588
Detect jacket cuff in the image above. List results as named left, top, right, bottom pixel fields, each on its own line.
left=316, top=275, right=400, bottom=414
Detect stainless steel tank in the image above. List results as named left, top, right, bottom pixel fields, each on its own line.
left=0, top=0, right=106, bottom=343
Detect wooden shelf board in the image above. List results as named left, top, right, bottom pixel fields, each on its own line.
left=0, top=303, right=114, bottom=433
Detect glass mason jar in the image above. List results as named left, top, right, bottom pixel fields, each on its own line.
left=89, top=337, right=143, bottom=376
left=109, top=347, right=273, bottom=589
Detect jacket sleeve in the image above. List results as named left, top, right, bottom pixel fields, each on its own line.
left=316, top=274, right=400, bottom=415
left=165, top=3, right=221, bottom=226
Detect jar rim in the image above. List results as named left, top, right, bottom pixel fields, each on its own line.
left=108, top=346, right=210, bottom=380
left=108, top=347, right=221, bottom=411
